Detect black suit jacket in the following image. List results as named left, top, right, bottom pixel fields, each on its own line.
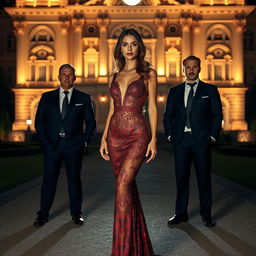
left=35, top=88, right=96, bottom=150
left=163, top=80, right=223, bottom=145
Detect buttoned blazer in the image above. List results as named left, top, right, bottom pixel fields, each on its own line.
left=163, top=80, right=223, bottom=145
left=35, top=88, right=96, bottom=150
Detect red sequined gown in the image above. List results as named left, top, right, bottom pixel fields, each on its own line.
left=107, top=73, right=155, bottom=256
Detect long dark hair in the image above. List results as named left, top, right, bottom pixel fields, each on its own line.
left=114, top=28, right=150, bottom=74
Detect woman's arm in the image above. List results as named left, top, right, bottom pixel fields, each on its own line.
left=99, top=74, right=115, bottom=161
left=146, top=69, right=158, bottom=163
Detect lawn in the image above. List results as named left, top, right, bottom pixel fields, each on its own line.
left=212, top=150, right=256, bottom=190
left=162, top=145, right=256, bottom=191
left=0, top=154, right=44, bottom=192
left=0, top=145, right=99, bottom=193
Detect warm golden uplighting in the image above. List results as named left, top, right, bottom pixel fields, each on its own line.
left=237, top=131, right=254, bottom=142
left=99, top=67, right=107, bottom=76
left=158, top=96, right=165, bottom=103
left=157, top=67, right=165, bottom=76
left=100, top=96, right=107, bottom=103
left=26, top=119, right=32, bottom=126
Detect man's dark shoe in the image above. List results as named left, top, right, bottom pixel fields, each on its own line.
left=33, top=216, right=48, bottom=227
left=202, top=216, right=215, bottom=227
left=72, top=215, right=84, bottom=225
left=167, top=215, right=188, bottom=225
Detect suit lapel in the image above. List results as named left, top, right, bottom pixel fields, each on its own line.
left=179, top=82, right=186, bottom=110
left=52, top=88, right=62, bottom=119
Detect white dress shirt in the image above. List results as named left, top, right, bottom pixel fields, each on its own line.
left=184, top=79, right=199, bottom=132
left=59, top=87, right=73, bottom=113
left=167, top=79, right=215, bottom=142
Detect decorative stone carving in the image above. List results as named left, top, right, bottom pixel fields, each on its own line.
left=104, top=0, right=118, bottom=6
left=97, top=13, right=110, bottom=32
left=59, top=15, right=70, bottom=34
left=235, top=13, right=246, bottom=32
left=112, top=25, right=153, bottom=38
left=72, top=13, right=84, bottom=32
left=13, top=16, right=26, bottom=36
left=180, top=13, right=192, bottom=32
left=147, top=0, right=161, bottom=6
left=154, top=13, right=167, bottom=32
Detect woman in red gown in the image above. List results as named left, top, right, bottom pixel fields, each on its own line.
left=100, top=28, right=158, bottom=256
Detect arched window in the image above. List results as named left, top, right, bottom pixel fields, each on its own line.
left=165, top=47, right=181, bottom=78
left=29, top=45, right=56, bottom=82
left=31, top=29, right=54, bottom=42
left=206, top=44, right=232, bottom=81
left=208, top=28, right=229, bottom=41
left=83, top=47, right=99, bottom=78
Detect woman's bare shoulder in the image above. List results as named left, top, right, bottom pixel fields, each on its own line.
left=148, top=68, right=157, bottom=78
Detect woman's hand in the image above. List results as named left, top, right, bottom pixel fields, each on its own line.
left=99, top=139, right=110, bottom=161
left=145, top=139, right=157, bottom=163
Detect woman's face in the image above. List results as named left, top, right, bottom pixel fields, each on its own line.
left=121, top=34, right=139, bottom=60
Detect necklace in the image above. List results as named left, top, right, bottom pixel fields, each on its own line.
left=123, top=68, right=136, bottom=73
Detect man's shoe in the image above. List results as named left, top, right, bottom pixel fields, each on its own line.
left=167, top=215, right=188, bottom=225
left=202, top=216, right=215, bottom=227
left=33, top=216, right=48, bottom=227
left=72, top=215, right=84, bottom=225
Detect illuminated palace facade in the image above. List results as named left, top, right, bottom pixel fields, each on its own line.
left=5, top=0, right=255, bottom=140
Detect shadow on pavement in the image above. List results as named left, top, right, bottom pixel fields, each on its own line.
left=0, top=226, right=38, bottom=255
left=212, top=225, right=256, bottom=255
left=170, top=222, right=229, bottom=256
left=20, top=221, right=80, bottom=256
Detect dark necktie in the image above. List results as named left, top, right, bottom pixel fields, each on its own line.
left=185, top=82, right=196, bottom=129
left=62, top=91, right=69, bottom=119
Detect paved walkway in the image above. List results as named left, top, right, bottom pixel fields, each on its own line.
left=0, top=147, right=256, bottom=256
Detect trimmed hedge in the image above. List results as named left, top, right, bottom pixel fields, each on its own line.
left=0, top=142, right=42, bottom=157
left=215, top=143, right=256, bottom=157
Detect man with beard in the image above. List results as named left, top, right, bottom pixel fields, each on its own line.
left=163, top=56, right=222, bottom=227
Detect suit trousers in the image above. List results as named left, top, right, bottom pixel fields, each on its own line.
left=37, top=137, right=84, bottom=218
left=173, top=133, right=212, bottom=218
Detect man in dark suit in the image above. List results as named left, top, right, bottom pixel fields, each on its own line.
left=163, top=56, right=223, bottom=227
left=34, top=64, right=96, bottom=226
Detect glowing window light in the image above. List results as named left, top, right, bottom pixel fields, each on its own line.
left=100, top=96, right=107, bottom=103
left=158, top=96, right=165, bottom=102
left=122, top=0, right=142, bottom=6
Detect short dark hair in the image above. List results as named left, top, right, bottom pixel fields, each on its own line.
left=183, top=56, right=201, bottom=66
left=59, top=64, right=76, bottom=74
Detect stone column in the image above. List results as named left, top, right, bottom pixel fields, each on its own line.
left=58, top=16, right=70, bottom=67
left=97, top=15, right=110, bottom=77
left=192, top=18, right=202, bottom=58
left=107, top=39, right=115, bottom=73
left=192, top=15, right=204, bottom=78
left=233, top=15, right=246, bottom=84
left=72, top=13, right=84, bottom=77
left=154, top=15, right=167, bottom=77
left=180, top=14, right=192, bottom=63
left=150, top=40, right=157, bottom=69
left=14, top=18, right=26, bottom=85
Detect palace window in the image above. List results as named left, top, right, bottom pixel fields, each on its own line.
left=207, top=28, right=230, bottom=42
left=206, top=44, right=232, bottom=81
left=165, top=47, right=181, bottom=78
left=31, top=29, right=54, bottom=42
left=214, top=65, right=222, bottom=80
left=29, top=46, right=55, bottom=82
left=83, top=47, right=99, bottom=78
